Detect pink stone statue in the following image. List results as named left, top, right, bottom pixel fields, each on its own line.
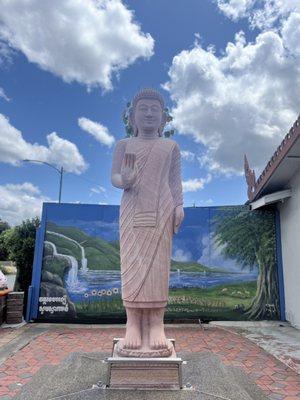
left=111, top=88, right=184, bottom=357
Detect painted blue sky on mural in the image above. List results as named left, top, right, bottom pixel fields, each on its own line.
left=45, top=203, right=258, bottom=274
left=1, top=0, right=299, bottom=225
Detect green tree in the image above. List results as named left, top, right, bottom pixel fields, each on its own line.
left=213, top=206, right=279, bottom=320
left=0, top=220, right=10, bottom=260
left=0, top=220, right=10, bottom=235
left=1, top=218, right=40, bottom=310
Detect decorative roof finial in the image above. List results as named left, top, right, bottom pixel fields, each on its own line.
left=244, top=154, right=256, bottom=201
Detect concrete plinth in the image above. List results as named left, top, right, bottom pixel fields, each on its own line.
left=105, top=338, right=183, bottom=390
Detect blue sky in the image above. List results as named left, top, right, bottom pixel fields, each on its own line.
left=0, top=0, right=299, bottom=225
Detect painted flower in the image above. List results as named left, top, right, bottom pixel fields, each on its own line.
left=106, top=290, right=112, bottom=296
left=98, top=291, right=102, bottom=296
left=112, top=288, right=119, bottom=294
left=100, top=289, right=106, bottom=295
left=91, top=290, right=97, bottom=296
left=84, top=293, right=89, bottom=298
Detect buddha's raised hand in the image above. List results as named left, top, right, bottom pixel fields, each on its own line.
left=173, top=205, right=184, bottom=234
left=121, top=153, right=137, bottom=189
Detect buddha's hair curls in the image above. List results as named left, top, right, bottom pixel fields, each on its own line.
left=130, top=88, right=166, bottom=137
left=132, top=88, right=165, bottom=111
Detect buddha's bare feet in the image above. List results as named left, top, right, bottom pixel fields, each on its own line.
left=124, top=308, right=142, bottom=349
left=149, top=308, right=169, bottom=350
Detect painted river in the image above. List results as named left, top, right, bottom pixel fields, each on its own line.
left=64, top=269, right=258, bottom=303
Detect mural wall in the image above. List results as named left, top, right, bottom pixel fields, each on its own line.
left=31, top=203, right=281, bottom=322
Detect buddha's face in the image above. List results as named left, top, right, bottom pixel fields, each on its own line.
left=134, top=98, right=163, bottom=134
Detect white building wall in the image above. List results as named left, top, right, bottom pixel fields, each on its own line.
left=278, top=169, right=300, bottom=329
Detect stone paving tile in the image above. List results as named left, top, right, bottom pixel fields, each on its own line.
left=0, top=325, right=299, bottom=399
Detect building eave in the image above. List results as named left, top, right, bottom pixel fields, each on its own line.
left=245, top=116, right=300, bottom=202
left=250, top=189, right=292, bottom=210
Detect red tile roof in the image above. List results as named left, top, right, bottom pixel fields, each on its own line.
left=244, top=116, right=300, bottom=202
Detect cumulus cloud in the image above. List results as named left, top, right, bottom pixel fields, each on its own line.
left=216, top=0, right=300, bottom=30
left=198, top=233, right=244, bottom=272
left=0, top=87, right=10, bottom=101
left=164, top=24, right=300, bottom=175
left=78, top=117, right=115, bottom=147
left=0, top=182, right=49, bottom=225
left=0, top=0, right=154, bottom=90
left=217, top=0, right=255, bottom=21
left=172, top=248, right=192, bottom=262
left=0, top=114, right=87, bottom=174
left=0, top=40, right=13, bottom=65
left=182, top=174, right=212, bottom=193
left=281, top=12, right=300, bottom=56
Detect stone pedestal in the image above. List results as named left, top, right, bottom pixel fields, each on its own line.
left=105, top=338, right=183, bottom=390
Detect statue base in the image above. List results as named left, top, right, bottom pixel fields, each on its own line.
left=105, top=338, right=184, bottom=389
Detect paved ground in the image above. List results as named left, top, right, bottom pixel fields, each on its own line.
left=210, top=321, right=300, bottom=375
left=0, top=322, right=299, bottom=399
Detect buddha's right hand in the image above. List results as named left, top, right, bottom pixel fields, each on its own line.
left=121, top=153, right=137, bottom=189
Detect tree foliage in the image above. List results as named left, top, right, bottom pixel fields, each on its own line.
left=213, top=206, right=279, bottom=320
left=0, top=219, right=10, bottom=235
left=0, top=219, right=10, bottom=260
left=1, top=218, right=40, bottom=310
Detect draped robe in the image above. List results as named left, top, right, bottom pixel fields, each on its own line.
left=112, top=136, right=183, bottom=308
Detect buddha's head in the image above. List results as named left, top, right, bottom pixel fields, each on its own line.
left=130, top=88, right=167, bottom=137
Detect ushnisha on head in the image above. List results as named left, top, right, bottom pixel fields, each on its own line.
left=129, top=88, right=167, bottom=137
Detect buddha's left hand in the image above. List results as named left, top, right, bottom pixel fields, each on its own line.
left=173, top=205, right=184, bottom=234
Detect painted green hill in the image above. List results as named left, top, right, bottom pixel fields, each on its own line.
left=171, top=260, right=226, bottom=273
left=45, top=222, right=120, bottom=270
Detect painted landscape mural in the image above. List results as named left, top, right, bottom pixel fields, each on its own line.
left=37, top=204, right=280, bottom=322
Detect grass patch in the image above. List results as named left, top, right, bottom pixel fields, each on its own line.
left=72, top=281, right=257, bottom=321
left=75, top=295, right=124, bottom=316
left=166, top=281, right=257, bottom=320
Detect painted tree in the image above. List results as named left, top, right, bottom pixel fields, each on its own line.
left=213, top=206, right=279, bottom=320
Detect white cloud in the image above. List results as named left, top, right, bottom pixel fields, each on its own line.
left=0, top=87, right=10, bottom=101
left=0, top=182, right=49, bottom=225
left=217, top=0, right=255, bottom=21
left=281, top=12, right=300, bottom=56
left=0, top=114, right=87, bottom=174
left=78, top=117, right=115, bottom=147
left=172, top=248, right=192, bottom=262
left=216, top=0, right=300, bottom=30
left=89, top=185, right=107, bottom=198
left=91, top=185, right=106, bottom=194
left=198, top=233, right=243, bottom=271
left=180, top=150, right=195, bottom=161
left=198, top=198, right=214, bottom=206
left=182, top=174, right=212, bottom=193
left=0, top=0, right=154, bottom=91
left=164, top=25, right=300, bottom=175
left=0, top=40, right=13, bottom=65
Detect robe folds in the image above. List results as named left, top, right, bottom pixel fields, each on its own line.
left=112, top=136, right=183, bottom=308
